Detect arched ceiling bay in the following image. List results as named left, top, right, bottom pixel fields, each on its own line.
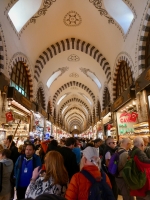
left=4, top=0, right=139, bottom=133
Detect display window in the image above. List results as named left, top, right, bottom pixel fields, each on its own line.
left=31, top=112, right=44, bottom=140
left=4, top=105, right=30, bottom=141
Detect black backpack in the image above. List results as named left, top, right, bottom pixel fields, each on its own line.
left=80, top=170, right=115, bottom=200
left=0, top=162, right=3, bottom=192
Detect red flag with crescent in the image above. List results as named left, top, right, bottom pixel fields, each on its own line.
left=5, top=112, right=13, bottom=122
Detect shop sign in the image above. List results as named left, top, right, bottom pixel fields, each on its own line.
left=21, top=96, right=32, bottom=110
left=113, top=96, right=124, bottom=110
left=117, top=112, right=138, bottom=135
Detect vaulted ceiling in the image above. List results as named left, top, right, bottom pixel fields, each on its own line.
left=1, top=0, right=146, bottom=133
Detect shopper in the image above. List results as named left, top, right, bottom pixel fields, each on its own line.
left=0, top=149, right=13, bottom=200
left=14, top=143, right=42, bottom=199
left=25, top=151, right=68, bottom=199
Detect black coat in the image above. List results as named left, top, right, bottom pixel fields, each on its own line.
left=9, top=141, right=19, bottom=164
left=58, top=147, right=79, bottom=180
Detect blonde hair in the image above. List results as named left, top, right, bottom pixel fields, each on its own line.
left=44, top=151, right=68, bottom=185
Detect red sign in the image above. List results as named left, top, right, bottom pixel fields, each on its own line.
left=5, top=112, right=13, bottom=122
left=120, top=112, right=138, bottom=123
left=107, top=124, right=112, bottom=130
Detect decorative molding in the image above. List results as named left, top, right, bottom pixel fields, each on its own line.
left=60, top=98, right=90, bottom=114
left=63, top=107, right=86, bottom=118
left=47, top=67, right=69, bottom=87
left=34, top=38, right=111, bottom=83
left=35, top=82, right=46, bottom=110
left=63, top=11, right=82, bottom=27
left=69, top=72, right=79, bottom=78
left=80, top=67, right=101, bottom=89
left=5, top=0, right=56, bottom=38
left=8, top=52, right=34, bottom=100
left=68, top=54, right=80, bottom=61
left=112, top=52, right=134, bottom=101
left=0, top=23, right=8, bottom=72
left=102, top=87, right=110, bottom=110
left=135, top=1, right=150, bottom=76
left=52, top=81, right=95, bottom=106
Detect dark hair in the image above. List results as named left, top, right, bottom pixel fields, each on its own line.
left=94, top=138, right=102, bottom=144
left=7, top=135, right=13, bottom=142
left=50, top=140, right=58, bottom=147
left=23, top=194, right=67, bottom=200
left=65, top=137, right=76, bottom=147
left=0, top=149, right=11, bottom=158
left=25, top=143, right=35, bottom=150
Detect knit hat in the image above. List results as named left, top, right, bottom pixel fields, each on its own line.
left=83, top=146, right=99, bottom=162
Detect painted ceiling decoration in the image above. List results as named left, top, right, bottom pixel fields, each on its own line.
left=66, top=113, right=84, bottom=122
left=60, top=98, right=90, bottom=114
left=62, top=104, right=71, bottom=114
left=63, top=11, right=82, bottom=27
left=6, top=0, right=56, bottom=36
left=46, top=67, right=69, bottom=88
left=52, top=81, right=95, bottom=106
left=69, top=72, right=79, bottom=78
left=34, top=38, right=111, bottom=83
left=68, top=54, right=80, bottom=62
left=80, top=67, right=101, bottom=89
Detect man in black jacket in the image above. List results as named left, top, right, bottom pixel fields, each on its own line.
left=58, top=137, right=79, bottom=180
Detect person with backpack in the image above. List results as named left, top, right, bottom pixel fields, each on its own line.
left=122, top=137, right=150, bottom=200
left=114, top=138, right=134, bottom=200
left=65, top=146, right=115, bottom=200
left=0, top=149, right=13, bottom=200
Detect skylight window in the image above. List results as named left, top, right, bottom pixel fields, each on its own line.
left=47, top=70, right=62, bottom=88
left=86, top=71, right=101, bottom=89
left=62, top=105, right=69, bottom=114
left=57, top=94, right=67, bottom=105
left=103, top=0, right=134, bottom=34
left=8, top=0, right=42, bottom=32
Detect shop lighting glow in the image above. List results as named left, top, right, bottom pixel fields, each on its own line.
left=13, top=110, right=24, bottom=116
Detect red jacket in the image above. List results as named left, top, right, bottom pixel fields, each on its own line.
left=65, top=165, right=111, bottom=200
left=130, top=155, right=150, bottom=197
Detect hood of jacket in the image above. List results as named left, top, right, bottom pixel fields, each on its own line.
left=0, top=158, right=13, bottom=172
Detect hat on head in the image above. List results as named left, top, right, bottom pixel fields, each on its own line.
left=82, top=146, right=99, bottom=162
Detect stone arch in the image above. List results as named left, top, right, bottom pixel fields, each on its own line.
left=0, top=23, right=8, bottom=72
left=102, top=87, right=110, bottom=110
left=138, top=6, right=150, bottom=74
left=64, top=107, right=86, bottom=119
left=96, top=100, right=101, bottom=120
left=60, top=98, right=90, bottom=113
left=34, top=38, right=111, bottom=83
left=66, top=113, right=84, bottom=122
left=53, top=81, right=95, bottom=106
left=35, top=82, right=46, bottom=110
left=8, top=52, right=34, bottom=100
left=112, top=52, right=134, bottom=101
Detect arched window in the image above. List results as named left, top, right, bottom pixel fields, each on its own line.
left=103, top=88, right=110, bottom=108
left=145, top=32, right=150, bottom=68
left=37, top=88, right=45, bottom=109
left=10, top=61, right=30, bottom=99
left=116, top=61, right=133, bottom=99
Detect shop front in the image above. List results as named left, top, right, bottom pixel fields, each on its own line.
left=135, top=66, right=150, bottom=134
left=6, top=87, right=36, bottom=141
left=31, top=105, right=48, bottom=140
left=112, top=86, right=137, bottom=141
left=101, top=106, right=113, bottom=138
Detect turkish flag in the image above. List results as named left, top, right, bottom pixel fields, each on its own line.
left=5, top=112, right=13, bottom=122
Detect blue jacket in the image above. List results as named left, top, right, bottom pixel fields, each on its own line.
left=14, top=154, right=42, bottom=188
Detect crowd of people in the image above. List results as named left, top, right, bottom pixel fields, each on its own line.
left=1, top=134, right=150, bottom=200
